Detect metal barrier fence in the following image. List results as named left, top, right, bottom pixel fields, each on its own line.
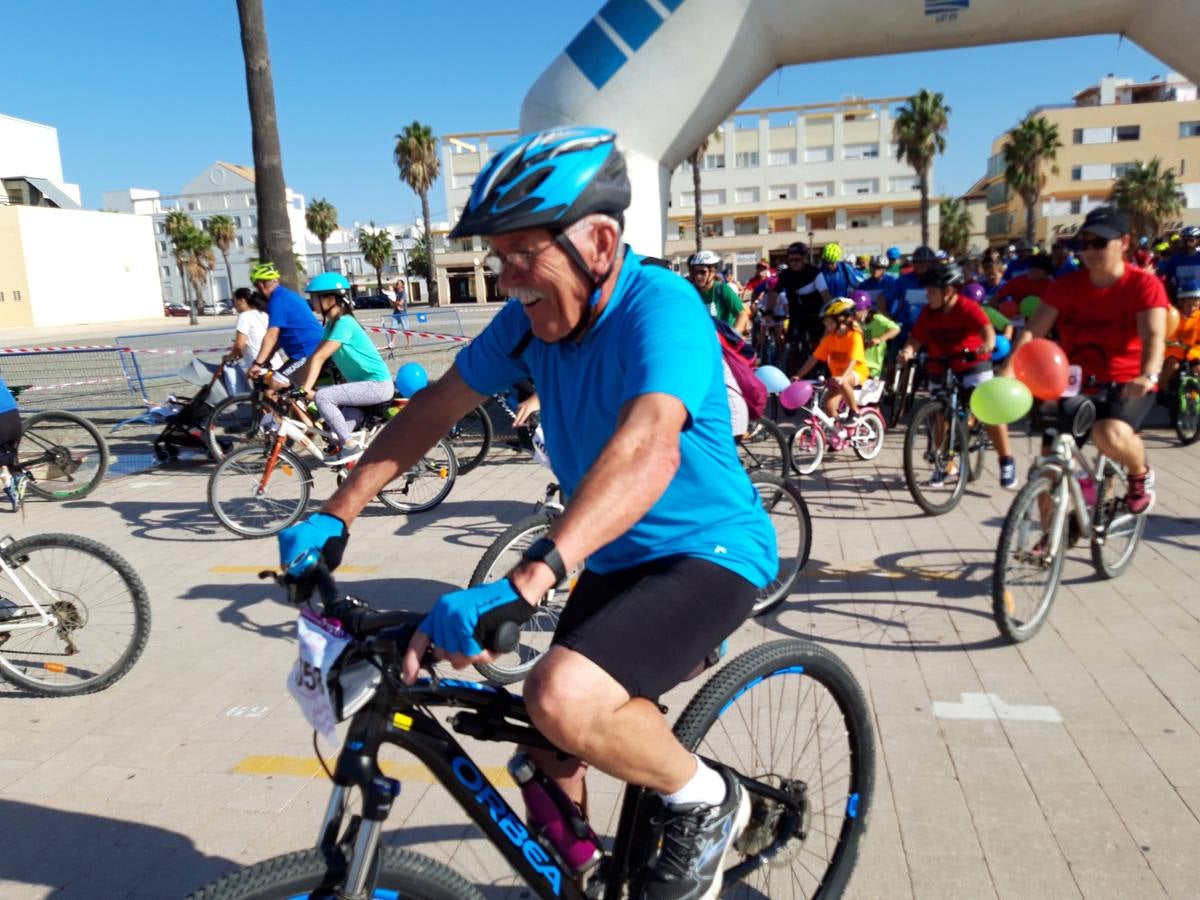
left=373, top=308, right=465, bottom=354
left=115, top=326, right=229, bottom=386
left=0, top=348, right=145, bottom=411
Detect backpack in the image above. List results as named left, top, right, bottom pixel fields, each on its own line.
left=714, top=320, right=766, bottom=420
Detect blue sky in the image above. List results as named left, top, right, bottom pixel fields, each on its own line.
left=6, top=1, right=1166, bottom=226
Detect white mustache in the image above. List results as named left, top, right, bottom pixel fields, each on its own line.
left=511, top=287, right=545, bottom=306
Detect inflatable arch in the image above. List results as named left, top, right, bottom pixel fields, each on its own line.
left=520, top=0, right=1200, bottom=253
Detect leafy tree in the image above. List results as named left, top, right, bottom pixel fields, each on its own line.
left=164, top=210, right=196, bottom=322
left=394, top=121, right=440, bottom=305
left=1109, top=158, right=1184, bottom=241
left=938, top=197, right=974, bottom=259
left=205, top=215, right=237, bottom=296
left=687, top=136, right=711, bottom=254
left=358, top=223, right=394, bottom=294
left=236, top=0, right=297, bottom=289
left=305, top=198, right=338, bottom=271
left=174, top=225, right=215, bottom=325
left=894, top=90, right=951, bottom=248
left=1003, top=115, right=1062, bottom=245
left=406, top=229, right=432, bottom=282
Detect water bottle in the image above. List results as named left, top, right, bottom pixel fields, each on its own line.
left=1075, top=471, right=1098, bottom=508
left=508, top=753, right=602, bottom=876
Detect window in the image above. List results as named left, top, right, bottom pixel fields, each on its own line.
left=890, top=176, right=920, bottom=193
left=703, top=154, right=726, bottom=170
left=768, top=184, right=797, bottom=201
left=804, top=146, right=833, bottom=163
left=236, top=236, right=245, bottom=249
left=843, top=143, right=880, bottom=160
left=893, top=209, right=920, bottom=227
left=1116, top=125, right=1140, bottom=141
left=772, top=217, right=793, bottom=233
left=1071, top=166, right=1082, bottom=180
left=249, top=215, right=257, bottom=227
left=805, top=182, right=833, bottom=199
left=13, top=291, right=21, bottom=302
left=452, top=172, right=477, bottom=189
left=247, top=195, right=256, bottom=206
left=734, top=217, right=758, bottom=236
left=231, top=216, right=241, bottom=227
left=767, top=149, right=797, bottom=166
left=1181, top=121, right=1200, bottom=138
left=161, top=266, right=170, bottom=278
left=1074, top=125, right=1141, bottom=144
left=843, top=178, right=878, bottom=196
left=155, top=222, right=165, bottom=234
left=187, top=201, right=196, bottom=211
left=201, top=218, right=209, bottom=229
left=681, top=190, right=726, bottom=207
left=735, top=151, right=759, bottom=168
left=159, top=240, right=168, bottom=252
left=1113, top=162, right=1137, bottom=178
left=849, top=217, right=869, bottom=229
left=0, top=292, right=4, bottom=302
left=734, top=187, right=760, bottom=204
left=1070, top=199, right=1083, bottom=214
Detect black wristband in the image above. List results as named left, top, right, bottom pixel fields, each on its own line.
left=522, top=537, right=567, bottom=582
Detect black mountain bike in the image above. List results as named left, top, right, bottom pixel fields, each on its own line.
left=9, top=389, right=109, bottom=501
left=189, top=566, right=874, bottom=900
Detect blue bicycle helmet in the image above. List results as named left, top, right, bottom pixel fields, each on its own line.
left=886, top=246, right=901, bottom=261
left=449, top=126, right=630, bottom=239
left=306, top=272, right=351, bottom=294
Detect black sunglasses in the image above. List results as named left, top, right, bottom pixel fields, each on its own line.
left=1076, top=235, right=1113, bottom=250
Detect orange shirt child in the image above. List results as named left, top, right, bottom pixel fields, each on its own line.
left=1166, top=310, right=1200, bottom=362
left=813, top=329, right=870, bottom=382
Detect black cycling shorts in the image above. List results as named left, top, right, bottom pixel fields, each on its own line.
left=1035, top=383, right=1156, bottom=444
left=0, top=409, right=20, bottom=467
left=552, top=556, right=757, bottom=701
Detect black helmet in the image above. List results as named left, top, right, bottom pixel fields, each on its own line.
left=912, top=246, right=938, bottom=263
left=920, top=262, right=966, bottom=288
left=786, top=242, right=808, bottom=257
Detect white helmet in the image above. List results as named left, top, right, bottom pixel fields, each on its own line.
left=688, top=250, right=722, bottom=268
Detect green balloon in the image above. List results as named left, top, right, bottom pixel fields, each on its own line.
left=1019, top=295, right=1041, bottom=318
left=984, top=306, right=1011, bottom=330
left=970, top=376, right=1033, bottom=426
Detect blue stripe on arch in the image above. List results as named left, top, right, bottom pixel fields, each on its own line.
left=657, top=0, right=687, bottom=10
left=566, top=20, right=627, bottom=90
left=599, top=0, right=662, bottom=52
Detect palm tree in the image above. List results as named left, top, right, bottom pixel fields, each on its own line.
left=1110, top=158, right=1184, bottom=241
left=358, top=223, right=394, bottom=295
left=687, top=136, right=711, bottom=254
left=1003, top=115, right=1062, bottom=245
left=894, top=90, right=951, bottom=248
left=236, top=0, right=297, bottom=289
left=182, top=227, right=216, bottom=323
left=305, top=198, right=338, bottom=271
left=205, top=214, right=236, bottom=297
left=394, top=122, right=440, bottom=306
left=164, top=210, right=195, bottom=322
left=938, top=198, right=974, bottom=258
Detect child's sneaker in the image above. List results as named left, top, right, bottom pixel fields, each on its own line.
left=1125, top=467, right=1155, bottom=516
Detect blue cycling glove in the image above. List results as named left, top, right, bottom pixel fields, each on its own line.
left=421, top=579, right=535, bottom=657
left=278, top=512, right=348, bottom=577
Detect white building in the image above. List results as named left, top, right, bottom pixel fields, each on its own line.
left=103, top=162, right=309, bottom=308
left=0, top=113, right=160, bottom=327
left=301, top=224, right=429, bottom=302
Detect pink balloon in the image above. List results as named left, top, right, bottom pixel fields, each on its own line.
left=780, top=379, right=815, bottom=410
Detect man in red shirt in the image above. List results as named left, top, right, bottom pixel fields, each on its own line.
left=898, top=263, right=1016, bottom=490
left=1012, top=206, right=1168, bottom=514
left=742, top=258, right=774, bottom=296
left=993, top=255, right=1055, bottom=310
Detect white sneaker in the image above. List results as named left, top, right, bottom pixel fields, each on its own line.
left=325, top=444, right=363, bottom=466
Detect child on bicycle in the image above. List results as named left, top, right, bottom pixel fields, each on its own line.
left=792, top=297, right=869, bottom=422
left=0, top=371, right=22, bottom=510
left=1163, top=280, right=1200, bottom=385
left=297, top=273, right=394, bottom=463
left=852, top=290, right=900, bottom=380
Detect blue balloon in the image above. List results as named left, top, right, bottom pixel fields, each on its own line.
left=993, top=335, right=1012, bottom=362
left=394, top=362, right=429, bottom=398
left=755, top=365, right=790, bottom=394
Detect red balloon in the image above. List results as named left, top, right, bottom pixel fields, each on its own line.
left=1013, top=338, right=1070, bottom=400
left=998, top=299, right=1019, bottom=319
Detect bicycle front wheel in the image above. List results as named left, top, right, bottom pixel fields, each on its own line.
left=208, top=446, right=311, bottom=538
left=748, top=473, right=812, bottom=617
left=789, top=423, right=825, bottom=475
left=1090, top=460, right=1146, bottom=579
left=18, top=411, right=109, bottom=501
left=903, top=400, right=968, bottom=516
left=991, top=474, right=1066, bottom=642
left=185, top=846, right=484, bottom=900
left=376, top=438, right=457, bottom=513
left=0, top=534, right=150, bottom=696
left=469, top=513, right=577, bottom=685
left=673, top=639, right=875, bottom=899
left=1172, top=376, right=1200, bottom=446
left=850, top=409, right=886, bottom=460
left=203, top=392, right=264, bottom=462
left=447, top=405, right=493, bottom=474
left=738, top=418, right=791, bottom=477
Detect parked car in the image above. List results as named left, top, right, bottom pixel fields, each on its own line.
left=164, top=303, right=189, bottom=317
left=353, top=294, right=392, bottom=310
left=200, top=299, right=234, bottom=316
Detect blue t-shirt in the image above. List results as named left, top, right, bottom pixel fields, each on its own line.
left=820, top=262, right=863, bottom=300
left=885, top=272, right=928, bottom=333
left=1163, top=251, right=1200, bottom=287
left=267, top=285, right=323, bottom=361
left=859, top=274, right=896, bottom=304
left=0, top=373, right=15, bottom=416
left=455, top=251, right=776, bottom=587
left=1003, top=257, right=1033, bottom=280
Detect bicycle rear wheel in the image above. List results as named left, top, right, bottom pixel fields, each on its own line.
left=737, top=418, right=790, bottom=477
left=903, top=400, right=969, bottom=516
left=991, top=474, right=1066, bottom=643
left=469, top=512, right=577, bottom=685
left=208, top=446, right=311, bottom=537
left=673, top=640, right=874, bottom=899
left=0, top=534, right=150, bottom=696
left=966, top=421, right=989, bottom=483
left=203, top=392, right=265, bottom=462
left=448, top=405, right=493, bottom=474
left=881, top=363, right=915, bottom=428
left=18, top=411, right=109, bottom=501
left=748, top=473, right=811, bottom=617
left=185, top=846, right=484, bottom=900
left=1089, top=460, right=1145, bottom=579
left=376, top=438, right=457, bottom=513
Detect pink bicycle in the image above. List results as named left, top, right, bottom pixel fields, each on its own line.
left=784, top=377, right=888, bottom=475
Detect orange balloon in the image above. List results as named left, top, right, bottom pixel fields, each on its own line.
left=1013, top=338, right=1070, bottom=400
left=1166, top=304, right=1181, bottom=335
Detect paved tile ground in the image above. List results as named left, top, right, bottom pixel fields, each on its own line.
left=0, top=410, right=1197, bottom=898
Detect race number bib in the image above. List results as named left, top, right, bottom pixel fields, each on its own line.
left=532, top=425, right=553, bottom=470
left=287, top=611, right=352, bottom=739
left=1061, top=365, right=1083, bottom=398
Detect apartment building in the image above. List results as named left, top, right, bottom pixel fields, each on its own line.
left=983, top=73, right=1200, bottom=246
left=437, top=97, right=939, bottom=301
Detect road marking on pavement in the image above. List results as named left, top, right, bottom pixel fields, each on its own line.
left=209, top=564, right=380, bottom=574
left=233, top=754, right=515, bottom=787
left=933, top=692, right=1062, bottom=723
left=123, top=480, right=171, bottom=490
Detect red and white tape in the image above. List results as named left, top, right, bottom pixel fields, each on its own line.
left=365, top=326, right=472, bottom=344
left=20, top=376, right=133, bottom=392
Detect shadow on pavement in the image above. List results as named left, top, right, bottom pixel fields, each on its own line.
left=66, top=498, right=230, bottom=542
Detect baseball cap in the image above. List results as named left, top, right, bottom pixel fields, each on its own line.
left=1077, top=206, right=1130, bottom=241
